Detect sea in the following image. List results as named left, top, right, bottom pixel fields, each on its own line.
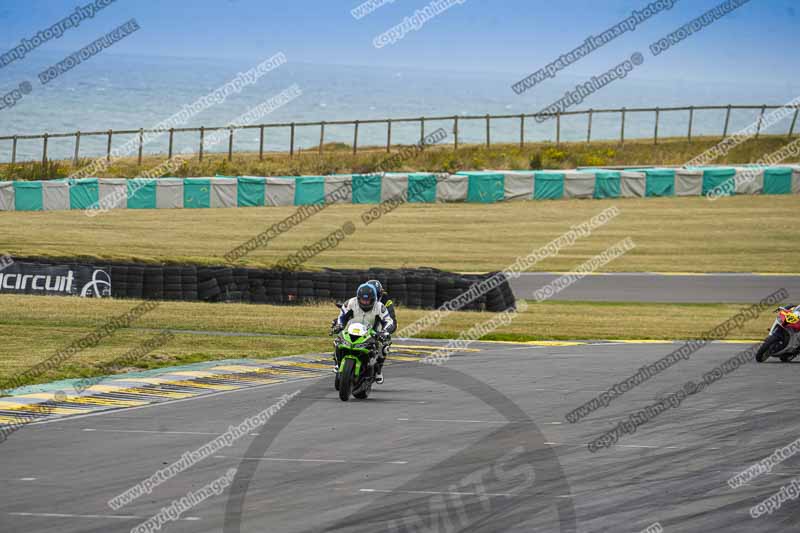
left=0, top=52, right=798, bottom=164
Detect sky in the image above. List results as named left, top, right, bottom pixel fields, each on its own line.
left=0, top=0, right=796, bottom=82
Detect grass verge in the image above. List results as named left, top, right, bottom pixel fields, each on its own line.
left=0, top=294, right=771, bottom=389
left=1, top=195, right=798, bottom=272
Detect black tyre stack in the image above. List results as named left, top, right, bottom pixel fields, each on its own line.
left=181, top=266, right=198, bottom=301
left=110, top=264, right=128, bottom=298
left=198, top=268, right=222, bottom=301
left=265, top=270, right=284, bottom=304
left=328, top=271, right=348, bottom=303
left=404, top=272, right=423, bottom=309
left=163, top=266, right=182, bottom=301
left=124, top=265, right=144, bottom=299
left=7, top=256, right=515, bottom=311
left=143, top=266, right=163, bottom=300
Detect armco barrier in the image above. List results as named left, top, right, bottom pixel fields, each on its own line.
left=0, top=166, right=798, bottom=212
left=3, top=258, right=516, bottom=312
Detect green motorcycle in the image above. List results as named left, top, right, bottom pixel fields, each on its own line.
left=333, top=321, right=379, bottom=402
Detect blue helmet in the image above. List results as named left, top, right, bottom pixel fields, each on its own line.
left=356, top=283, right=377, bottom=312
left=366, top=279, right=383, bottom=298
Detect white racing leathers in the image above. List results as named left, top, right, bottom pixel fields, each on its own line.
left=336, top=297, right=396, bottom=334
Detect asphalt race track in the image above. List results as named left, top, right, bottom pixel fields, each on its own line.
left=510, top=273, right=800, bottom=303
left=2, top=339, right=798, bottom=532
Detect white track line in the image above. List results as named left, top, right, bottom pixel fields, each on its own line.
left=543, top=442, right=681, bottom=449
left=397, top=417, right=504, bottom=424
left=360, top=488, right=513, bottom=497
left=82, top=428, right=259, bottom=436
left=7, top=512, right=200, bottom=521
left=397, top=417, right=565, bottom=425
left=214, top=455, right=408, bottom=465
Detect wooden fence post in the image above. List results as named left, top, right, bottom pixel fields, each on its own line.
left=259, top=125, right=265, bottom=160
left=556, top=112, right=561, bottom=146
left=420, top=117, right=425, bottom=144
left=453, top=116, right=459, bottom=151
left=687, top=106, right=694, bottom=143
left=386, top=119, right=392, bottom=153
left=353, top=120, right=359, bottom=155
left=654, top=108, right=660, bottom=145
left=290, top=122, right=295, bottom=158
left=789, top=108, right=799, bottom=138
left=723, top=105, right=731, bottom=138
left=74, top=131, right=81, bottom=166
left=620, top=108, right=626, bottom=145
left=138, top=128, right=144, bottom=165
left=519, top=114, right=525, bottom=148
left=228, top=128, right=234, bottom=161
left=42, top=133, right=48, bottom=164
left=11, top=136, right=17, bottom=165
left=199, top=126, right=204, bottom=161
left=106, top=129, right=113, bottom=162
left=168, top=128, right=174, bottom=159
left=756, top=104, right=766, bottom=139
left=319, top=122, right=325, bottom=156
left=485, top=114, right=491, bottom=147
left=587, top=109, right=593, bottom=143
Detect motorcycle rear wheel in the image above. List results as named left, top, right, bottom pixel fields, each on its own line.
left=339, top=358, right=355, bottom=401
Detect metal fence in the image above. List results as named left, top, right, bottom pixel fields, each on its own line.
left=2, top=103, right=798, bottom=165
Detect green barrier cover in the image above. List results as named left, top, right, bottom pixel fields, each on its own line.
left=644, top=169, right=675, bottom=197
left=69, top=178, right=99, bottom=209
left=465, top=172, right=504, bottom=203
left=407, top=173, right=437, bottom=203
left=237, top=176, right=266, bottom=207
left=13, top=181, right=43, bottom=211
left=127, top=179, right=157, bottom=209
left=294, top=176, right=325, bottom=205
left=184, top=178, right=211, bottom=208
left=593, top=171, right=621, bottom=199
left=352, top=174, right=382, bottom=204
left=701, top=167, right=736, bottom=197
left=534, top=172, right=564, bottom=200
left=762, top=167, right=792, bottom=195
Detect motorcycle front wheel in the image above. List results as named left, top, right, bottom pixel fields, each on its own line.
left=339, top=358, right=355, bottom=401
left=756, top=330, right=787, bottom=363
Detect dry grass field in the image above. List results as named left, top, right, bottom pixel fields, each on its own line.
left=1, top=194, right=797, bottom=273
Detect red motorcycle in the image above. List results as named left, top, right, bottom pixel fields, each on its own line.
left=756, top=306, right=800, bottom=363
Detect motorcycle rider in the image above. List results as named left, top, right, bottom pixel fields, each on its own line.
left=331, top=283, right=395, bottom=384
left=366, top=279, right=396, bottom=380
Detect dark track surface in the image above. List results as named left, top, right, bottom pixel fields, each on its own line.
left=510, top=272, right=800, bottom=303
left=1, top=339, right=798, bottom=532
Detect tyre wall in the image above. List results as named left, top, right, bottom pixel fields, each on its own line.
left=5, top=257, right=516, bottom=312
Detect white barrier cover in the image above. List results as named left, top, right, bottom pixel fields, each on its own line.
left=733, top=167, right=763, bottom=195
left=502, top=171, right=535, bottom=201
left=324, top=175, right=352, bottom=204
left=563, top=171, right=595, bottom=199
left=156, top=178, right=184, bottom=209
left=0, top=181, right=14, bottom=211
left=675, top=169, right=703, bottom=196
left=265, top=177, right=295, bottom=206
left=381, top=173, right=408, bottom=202
left=436, top=174, right=467, bottom=202
left=619, top=172, right=646, bottom=198
left=42, top=181, right=70, bottom=211
left=790, top=165, right=800, bottom=194
left=209, top=177, right=238, bottom=208
left=98, top=178, right=128, bottom=210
